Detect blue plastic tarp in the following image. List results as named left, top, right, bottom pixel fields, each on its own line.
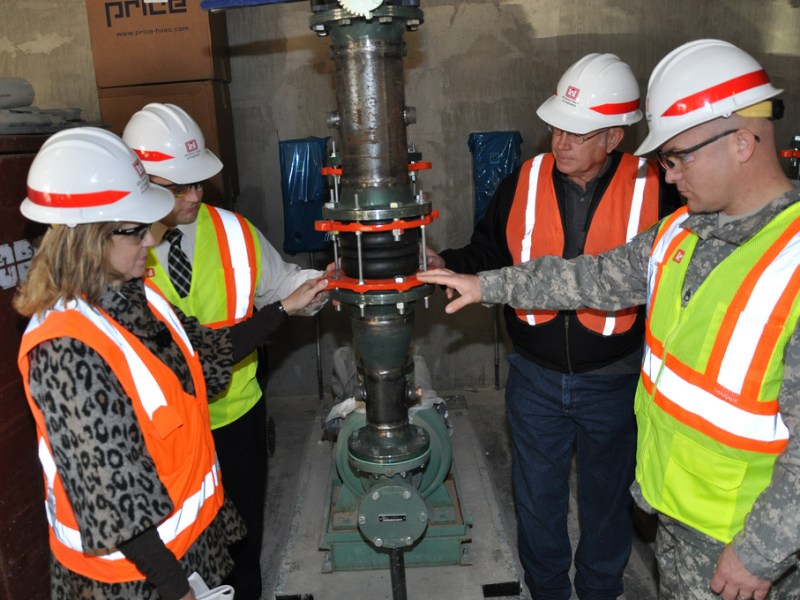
left=468, top=131, right=523, bottom=224
left=279, top=136, right=329, bottom=254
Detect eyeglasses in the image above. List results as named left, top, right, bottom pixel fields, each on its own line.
left=657, top=129, right=759, bottom=172
left=111, top=223, right=151, bottom=241
left=548, top=127, right=606, bottom=145
left=158, top=181, right=204, bottom=198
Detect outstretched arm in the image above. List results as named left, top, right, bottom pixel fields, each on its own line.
left=229, top=276, right=329, bottom=362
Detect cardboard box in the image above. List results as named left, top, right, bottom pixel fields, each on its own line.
left=99, top=81, right=239, bottom=206
left=86, top=0, right=230, bottom=88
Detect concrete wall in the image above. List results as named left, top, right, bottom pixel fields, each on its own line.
left=0, top=2, right=99, bottom=122
left=3, top=1, right=800, bottom=397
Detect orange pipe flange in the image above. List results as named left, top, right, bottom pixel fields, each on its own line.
left=324, top=271, right=428, bottom=293
left=315, top=210, right=439, bottom=233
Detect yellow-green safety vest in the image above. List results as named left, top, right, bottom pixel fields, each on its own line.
left=147, top=204, right=263, bottom=429
left=635, top=205, right=799, bottom=542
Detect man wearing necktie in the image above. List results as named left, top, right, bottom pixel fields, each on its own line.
left=123, top=102, right=327, bottom=600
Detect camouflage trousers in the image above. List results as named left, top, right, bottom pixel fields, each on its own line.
left=655, top=515, right=800, bottom=600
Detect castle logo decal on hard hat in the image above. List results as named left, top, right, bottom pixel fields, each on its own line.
left=565, top=86, right=580, bottom=103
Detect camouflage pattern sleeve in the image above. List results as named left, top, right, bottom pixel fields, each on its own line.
left=732, top=322, right=800, bottom=581
left=478, top=224, right=659, bottom=311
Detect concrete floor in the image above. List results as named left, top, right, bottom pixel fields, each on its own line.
left=261, top=388, right=658, bottom=600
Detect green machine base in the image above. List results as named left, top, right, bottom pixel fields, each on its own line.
left=320, top=407, right=473, bottom=572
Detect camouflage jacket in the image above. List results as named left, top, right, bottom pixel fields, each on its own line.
left=479, top=186, right=800, bottom=580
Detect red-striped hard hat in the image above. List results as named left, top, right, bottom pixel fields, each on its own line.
left=21, top=127, right=174, bottom=226
left=123, top=103, right=222, bottom=184
left=636, top=39, right=782, bottom=155
left=536, top=53, right=643, bottom=134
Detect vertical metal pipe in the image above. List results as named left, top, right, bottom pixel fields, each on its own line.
left=315, top=312, right=324, bottom=400
left=494, top=305, right=501, bottom=390
left=389, top=548, right=407, bottom=600
left=356, top=231, right=364, bottom=284
left=330, top=23, right=410, bottom=208
left=420, top=224, right=427, bottom=271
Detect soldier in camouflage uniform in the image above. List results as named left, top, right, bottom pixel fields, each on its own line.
left=426, top=54, right=680, bottom=600
left=419, top=40, right=800, bottom=600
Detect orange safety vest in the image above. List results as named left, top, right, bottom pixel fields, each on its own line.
left=18, top=284, right=223, bottom=583
left=506, top=153, right=660, bottom=335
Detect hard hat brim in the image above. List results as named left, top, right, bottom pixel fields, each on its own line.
left=144, top=149, right=223, bottom=184
left=635, top=132, right=666, bottom=156
left=537, top=96, right=642, bottom=135
left=635, top=88, right=784, bottom=156
left=21, top=184, right=175, bottom=226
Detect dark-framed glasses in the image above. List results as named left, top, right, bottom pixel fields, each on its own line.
left=548, top=126, right=605, bottom=145
left=111, top=223, right=152, bottom=241
left=159, top=181, right=204, bottom=198
left=656, top=129, right=760, bottom=172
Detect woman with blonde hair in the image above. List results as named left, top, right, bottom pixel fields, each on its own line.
left=15, top=127, right=327, bottom=600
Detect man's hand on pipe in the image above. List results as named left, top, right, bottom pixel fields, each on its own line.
left=415, top=268, right=481, bottom=314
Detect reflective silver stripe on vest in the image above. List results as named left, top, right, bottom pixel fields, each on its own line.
left=39, top=434, right=221, bottom=559
left=641, top=343, right=789, bottom=443
left=38, top=437, right=83, bottom=550
left=602, top=315, right=616, bottom=336
left=145, top=286, right=194, bottom=356
left=520, top=154, right=545, bottom=326
left=626, top=157, right=649, bottom=242
left=521, top=154, right=545, bottom=263
left=717, top=230, right=800, bottom=393
left=26, top=296, right=174, bottom=419
left=601, top=158, right=650, bottom=337
left=209, top=206, right=254, bottom=321
left=646, top=211, right=691, bottom=311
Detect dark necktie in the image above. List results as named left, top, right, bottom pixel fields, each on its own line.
left=163, top=228, right=193, bottom=297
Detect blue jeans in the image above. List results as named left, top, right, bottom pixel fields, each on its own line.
left=506, top=353, right=638, bottom=600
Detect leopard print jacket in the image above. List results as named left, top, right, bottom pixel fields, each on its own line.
left=26, top=279, right=246, bottom=599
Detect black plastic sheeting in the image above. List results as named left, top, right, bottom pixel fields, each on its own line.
left=279, top=136, right=329, bottom=255
left=468, top=131, right=523, bottom=224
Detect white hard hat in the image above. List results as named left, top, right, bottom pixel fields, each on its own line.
left=636, top=39, right=783, bottom=155
left=21, top=127, right=174, bottom=226
left=536, top=53, right=643, bottom=134
left=122, top=103, right=222, bottom=184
